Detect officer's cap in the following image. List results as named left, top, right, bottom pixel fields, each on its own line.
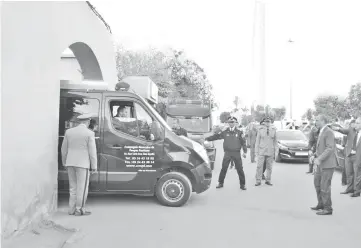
left=227, top=116, right=238, bottom=123
left=77, top=113, right=96, bottom=121
left=261, top=116, right=271, bottom=123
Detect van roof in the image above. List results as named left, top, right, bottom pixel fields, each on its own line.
left=60, top=88, right=140, bottom=98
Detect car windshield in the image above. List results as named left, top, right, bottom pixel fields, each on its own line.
left=167, top=116, right=211, bottom=133
left=277, top=131, right=307, bottom=141
left=138, top=95, right=172, bottom=131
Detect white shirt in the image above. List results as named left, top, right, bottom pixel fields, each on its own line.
left=229, top=127, right=235, bottom=132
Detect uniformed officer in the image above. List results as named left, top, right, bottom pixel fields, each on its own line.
left=307, top=120, right=320, bottom=174
left=61, top=113, right=98, bottom=216
left=205, top=116, right=248, bottom=190
left=255, top=116, right=277, bottom=186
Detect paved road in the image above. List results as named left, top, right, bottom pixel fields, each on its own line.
left=55, top=140, right=361, bottom=248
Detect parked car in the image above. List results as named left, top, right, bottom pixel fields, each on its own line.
left=275, top=130, right=309, bottom=163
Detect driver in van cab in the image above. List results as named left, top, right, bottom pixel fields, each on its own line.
left=112, top=105, right=156, bottom=141
left=112, top=105, right=136, bottom=135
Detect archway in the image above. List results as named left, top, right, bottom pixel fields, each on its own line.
left=58, top=42, right=104, bottom=199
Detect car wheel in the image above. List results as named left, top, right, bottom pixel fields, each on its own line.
left=155, top=172, right=192, bottom=207
left=275, top=151, right=282, bottom=163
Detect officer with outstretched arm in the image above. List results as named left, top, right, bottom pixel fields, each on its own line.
left=205, top=116, right=248, bottom=190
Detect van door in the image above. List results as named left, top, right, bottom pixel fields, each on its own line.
left=58, top=91, right=101, bottom=192
left=102, top=97, right=164, bottom=192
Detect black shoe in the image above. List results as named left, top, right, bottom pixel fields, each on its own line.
left=310, top=205, right=323, bottom=211
left=262, top=175, right=266, bottom=180
left=316, top=210, right=332, bottom=215
left=240, top=185, right=247, bottom=190
left=340, top=191, right=353, bottom=194
left=75, top=209, right=91, bottom=216
left=342, top=182, right=347, bottom=186
left=306, top=171, right=312, bottom=174
left=255, top=182, right=261, bottom=186
left=265, top=181, right=273, bottom=186
left=350, top=193, right=360, bottom=197
left=216, top=183, right=224, bottom=189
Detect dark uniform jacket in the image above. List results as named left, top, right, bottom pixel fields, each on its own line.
left=173, top=127, right=188, bottom=137
left=337, top=127, right=358, bottom=157
left=206, top=127, right=247, bottom=153
left=308, top=126, right=319, bottom=153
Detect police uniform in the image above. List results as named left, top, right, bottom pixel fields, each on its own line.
left=206, top=117, right=248, bottom=189
left=255, top=117, right=277, bottom=186
left=307, top=125, right=320, bottom=174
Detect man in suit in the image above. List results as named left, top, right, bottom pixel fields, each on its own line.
left=61, top=114, right=98, bottom=216
left=331, top=119, right=358, bottom=194
left=205, top=116, right=247, bottom=190
left=255, top=117, right=277, bottom=186
left=352, top=117, right=361, bottom=197
left=311, top=114, right=337, bottom=215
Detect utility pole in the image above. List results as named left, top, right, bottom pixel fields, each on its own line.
left=252, top=0, right=266, bottom=106
left=288, top=39, right=294, bottom=120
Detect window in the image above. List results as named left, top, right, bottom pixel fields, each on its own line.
left=59, top=97, right=100, bottom=136
left=134, top=102, right=154, bottom=140
left=110, top=100, right=159, bottom=141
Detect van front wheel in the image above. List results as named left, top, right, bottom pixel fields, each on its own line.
left=155, top=172, right=192, bottom=207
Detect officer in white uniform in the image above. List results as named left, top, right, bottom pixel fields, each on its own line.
left=61, top=113, right=98, bottom=216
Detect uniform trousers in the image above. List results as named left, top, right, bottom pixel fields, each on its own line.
left=345, top=155, right=360, bottom=193
left=219, top=151, right=246, bottom=186
left=314, top=167, right=334, bottom=212
left=67, top=166, right=90, bottom=213
left=256, top=155, right=273, bottom=183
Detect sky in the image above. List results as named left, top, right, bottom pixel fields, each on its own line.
left=92, top=0, right=361, bottom=118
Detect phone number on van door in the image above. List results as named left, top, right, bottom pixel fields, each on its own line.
left=124, top=145, right=155, bottom=168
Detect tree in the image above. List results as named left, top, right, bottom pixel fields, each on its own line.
left=115, top=45, right=216, bottom=116
left=272, top=107, right=286, bottom=121
left=313, top=95, right=351, bottom=121
left=233, top=96, right=241, bottom=112
left=347, top=82, right=361, bottom=117
left=220, top=112, right=231, bottom=123
left=302, top=108, right=314, bottom=121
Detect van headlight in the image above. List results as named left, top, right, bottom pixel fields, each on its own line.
left=192, top=140, right=210, bottom=165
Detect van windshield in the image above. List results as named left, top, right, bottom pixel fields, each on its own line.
left=139, top=96, right=172, bottom=131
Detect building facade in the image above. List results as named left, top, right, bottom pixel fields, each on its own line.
left=1, top=1, right=117, bottom=237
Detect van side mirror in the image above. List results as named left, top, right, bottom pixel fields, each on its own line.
left=150, top=121, right=163, bottom=141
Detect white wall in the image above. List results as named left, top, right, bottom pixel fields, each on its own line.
left=60, top=55, right=83, bottom=83
left=1, top=1, right=117, bottom=237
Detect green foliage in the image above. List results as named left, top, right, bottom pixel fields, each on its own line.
left=220, top=112, right=231, bottom=123
left=115, top=45, right=215, bottom=107
left=302, top=108, right=314, bottom=121
left=348, top=82, right=361, bottom=117
left=313, top=95, right=351, bottom=121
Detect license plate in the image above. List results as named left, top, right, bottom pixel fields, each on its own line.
left=295, top=152, right=308, bottom=156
